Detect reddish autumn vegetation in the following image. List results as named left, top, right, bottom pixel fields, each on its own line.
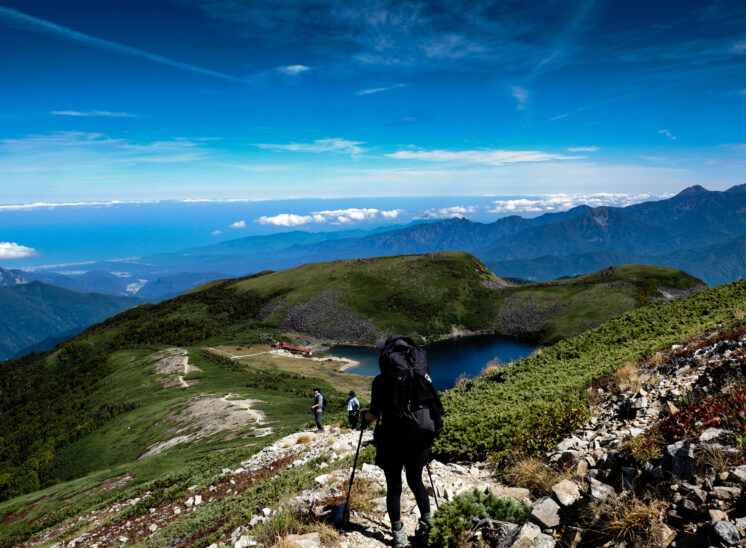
left=656, top=387, right=746, bottom=443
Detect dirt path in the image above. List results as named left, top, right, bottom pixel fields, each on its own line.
left=177, top=355, right=190, bottom=388
left=139, top=393, right=272, bottom=459
left=221, top=393, right=268, bottom=425
left=152, top=348, right=201, bottom=388
left=207, top=347, right=269, bottom=359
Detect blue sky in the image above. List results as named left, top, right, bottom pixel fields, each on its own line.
left=0, top=0, right=744, bottom=206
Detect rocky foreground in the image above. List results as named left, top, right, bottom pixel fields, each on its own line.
left=536, top=324, right=746, bottom=547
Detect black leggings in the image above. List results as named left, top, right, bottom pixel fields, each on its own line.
left=383, top=464, right=431, bottom=523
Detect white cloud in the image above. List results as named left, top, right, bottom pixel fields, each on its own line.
left=487, top=193, right=667, bottom=215
left=510, top=85, right=528, bottom=110
left=568, top=146, right=599, bottom=152
left=257, top=208, right=393, bottom=226
left=256, top=138, right=365, bottom=155
left=257, top=213, right=314, bottom=227
left=658, top=129, right=677, bottom=140
left=229, top=220, right=246, bottom=229
left=386, top=148, right=579, bottom=166
left=51, top=110, right=136, bottom=117
left=276, top=64, right=309, bottom=75
left=420, top=205, right=478, bottom=219
left=740, top=89, right=746, bottom=96
left=211, top=230, right=223, bottom=235
left=731, top=41, right=746, bottom=54
left=357, top=83, right=408, bottom=96
left=0, top=242, right=37, bottom=259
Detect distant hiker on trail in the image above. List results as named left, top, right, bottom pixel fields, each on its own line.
left=363, top=335, right=445, bottom=548
left=344, top=390, right=360, bottom=428
left=311, top=387, right=325, bottom=432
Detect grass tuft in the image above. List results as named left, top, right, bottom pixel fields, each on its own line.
left=500, top=456, right=571, bottom=498
left=611, top=363, right=642, bottom=394
left=594, top=493, right=667, bottom=545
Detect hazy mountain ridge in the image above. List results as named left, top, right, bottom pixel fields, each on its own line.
left=13, top=186, right=746, bottom=296
left=0, top=282, right=143, bottom=360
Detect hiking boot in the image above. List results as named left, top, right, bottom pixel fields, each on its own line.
left=391, top=522, right=408, bottom=547
left=414, top=516, right=431, bottom=546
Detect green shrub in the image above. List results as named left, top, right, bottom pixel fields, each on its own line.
left=434, top=281, right=746, bottom=461
left=425, top=489, right=530, bottom=547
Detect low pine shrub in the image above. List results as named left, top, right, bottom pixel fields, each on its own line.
left=425, top=489, right=530, bottom=547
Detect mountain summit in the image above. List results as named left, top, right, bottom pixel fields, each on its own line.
left=726, top=183, right=746, bottom=194
left=674, top=184, right=709, bottom=197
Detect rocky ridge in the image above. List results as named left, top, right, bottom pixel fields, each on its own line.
left=534, top=324, right=746, bottom=547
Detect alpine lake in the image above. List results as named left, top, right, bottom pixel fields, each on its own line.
left=328, top=334, right=537, bottom=391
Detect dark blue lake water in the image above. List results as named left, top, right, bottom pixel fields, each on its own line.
left=328, top=335, right=537, bottom=391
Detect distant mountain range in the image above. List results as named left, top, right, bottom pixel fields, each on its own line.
left=0, top=282, right=142, bottom=361
left=4, top=185, right=746, bottom=297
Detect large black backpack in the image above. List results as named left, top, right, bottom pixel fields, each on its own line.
left=378, top=335, right=445, bottom=446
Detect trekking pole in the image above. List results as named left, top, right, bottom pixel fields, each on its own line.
left=333, top=415, right=367, bottom=528
left=426, top=462, right=440, bottom=510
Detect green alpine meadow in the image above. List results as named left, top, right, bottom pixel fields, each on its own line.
left=0, top=251, right=720, bottom=546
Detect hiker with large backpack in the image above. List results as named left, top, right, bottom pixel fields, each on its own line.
left=311, top=387, right=326, bottom=432
left=362, top=335, right=445, bottom=548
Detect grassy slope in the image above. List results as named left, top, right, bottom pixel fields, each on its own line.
left=0, top=344, right=355, bottom=545
left=434, top=279, right=746, bottom=461
left=0, top=253, right=707, bottom=546
left=226, top=256, right=704, bottom=344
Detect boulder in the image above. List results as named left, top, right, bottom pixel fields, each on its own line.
left=709, top=509, right=728, bottom=524
left=667, top=441, right=696, bottom=479
left=588, top=478, right=615, bottom=501
left=529, top=497, right=561, bottom=529
left=730, top=465, right=746, bottom=483
left=369, top=496, right=387, bottom=514
left=711, top=486, right=742, bottom=501
left=713, top=520, right=740, bottom=546
left=551, top=480, right=581, bottom=507
left=574, top=460, right=589, bottom=477
left=498, top=522, right=555, bottom=548
left=680, top=482, right=707, bottom=503
left=235, top=535, right=258, bottom=548
left=699, top=428, right=724, bottom=442
left=555, top=436, right=583, bottom=452
left=283, top=532, right=322, bottom=548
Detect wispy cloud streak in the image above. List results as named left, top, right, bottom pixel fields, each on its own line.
left=658, top=129, right=678, bottom=140
left=51, top=110, right=137, bottom=117
left=386, top=148, right=579, bottom=166
left=0, top=6, right=242, bottom=82
left=276, top=65, right=309, bottom=75
left=357, top=83, right=408, bottom=96
left=255, top=138, right=365, bottom=155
